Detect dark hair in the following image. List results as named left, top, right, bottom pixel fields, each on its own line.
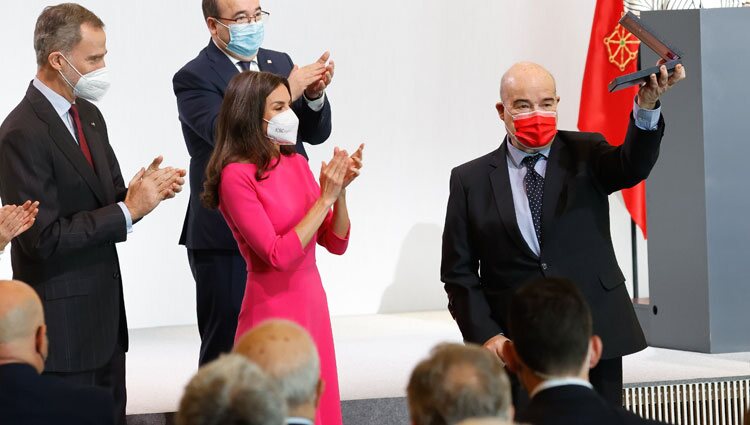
left=201, top=0, right=219, bottom=20
left=406, top=343, right=511, bottom=425
left=34, top=3, right=105, bottom=67
left=508, top=277, right=593, bottom=376
left=202, top=72, right=295, bottom=209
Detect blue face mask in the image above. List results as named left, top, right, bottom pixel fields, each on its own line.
left=217, top=20, right=265, bottom=58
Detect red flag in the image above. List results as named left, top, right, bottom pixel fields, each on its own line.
left=578, top=0, right=647, bottom=237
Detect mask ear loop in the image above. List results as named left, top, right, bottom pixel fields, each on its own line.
left=56, top=53, right=84, bottom=93
left=212, top=18, right=232, bottom=48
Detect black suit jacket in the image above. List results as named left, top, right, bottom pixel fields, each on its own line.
left=515, top=384, right=665, bottom=425
left=0, top=363, right=114, bottom=425
left=173, top=41, right=332, bottom=250
left=441, top=116, right=664, bottom=358
left=0, top=83, right=129, bottom=372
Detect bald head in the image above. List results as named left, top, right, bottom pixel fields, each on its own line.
left=0, top=280, right=44, bottom=344
left=500, top=61, right=556, bottom=103
left=234, top=320, right=321, bottom=410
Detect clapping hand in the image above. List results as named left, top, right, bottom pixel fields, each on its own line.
left=143, top=155, right=187, bottom=199
left=637, top=59, right=686, bottom=109
left=0, top=200, right=40, bottom=250
left=125, top=156, right=187, bottom=220
left=319, top=148, right=349, bottom=206
left=342, top=143, right=364, bottom=188
left=289, top=51, right=334, bottom=101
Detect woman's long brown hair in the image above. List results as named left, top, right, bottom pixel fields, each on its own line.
left=201, top=71, right=296, bottom=209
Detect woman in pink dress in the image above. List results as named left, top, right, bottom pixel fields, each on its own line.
left=201, top=71, right=362, bottom=425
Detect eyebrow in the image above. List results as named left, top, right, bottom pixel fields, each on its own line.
left=233, top=7, right=261, bottom=17
left=270, top=101, right=286, bottom=107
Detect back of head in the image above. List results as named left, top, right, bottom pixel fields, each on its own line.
left=508, top=278, right=592, bottom=377
left=456, top=418, right=515, bottom=425
left=0, top=280, right=47, bottom=373
left=34, top=3, right=104, bottom=67
left=407, top=343, right=511, bottom=425
left=176, top=353, right=285, bottom=425
left=234, top=320, right=321, bottom=411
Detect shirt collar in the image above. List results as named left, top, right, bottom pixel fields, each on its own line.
left=530, top=377, right=593, bottom=399
left=32, top=78, right=73, bottom=117
left=505, top=137, right=551, bottom=169
left=285, top=417, right=314, bottom=425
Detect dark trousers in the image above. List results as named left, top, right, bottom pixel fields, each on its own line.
left=44, top=328, right=127, bottom=425
left=510, top=356, right=623, bottom=410
left=187, top=248, right=247, bottom=366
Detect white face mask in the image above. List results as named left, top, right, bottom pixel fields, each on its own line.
left=264, top=109, right=299, bottom=145
left=58, top=54, right=111, bottom=102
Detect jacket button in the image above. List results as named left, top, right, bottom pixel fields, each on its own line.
left=113, top=272, right=120, bottom=279
left=541, top=263, right=548, bottom=271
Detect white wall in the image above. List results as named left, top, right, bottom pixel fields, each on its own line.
left=0, top=0, right=649, bottom=329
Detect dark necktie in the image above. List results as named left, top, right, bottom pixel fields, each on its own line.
left=238, top=61, right=255, bottom=71
left=522, top=154, right=545, bottom=245
left=68, top=104, right=94, bottom=168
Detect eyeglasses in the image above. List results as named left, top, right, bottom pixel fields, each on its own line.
left=214, top=10, right=270, bottom=25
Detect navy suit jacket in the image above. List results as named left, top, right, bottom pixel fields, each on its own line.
left=515, top=385, right=665, bottom=425
left=0, top=363, right=114, bottom=425
left=441, top=116, right=664, bottom=359
left=0, top=84, right=129, bottom=372
left=173, top=41, right=332, bottom=250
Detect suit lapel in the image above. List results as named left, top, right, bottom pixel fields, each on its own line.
left=26, top=84, right=107, bottom=205
left=77, top=102, right=116, bottom=204
left=256, top=48, right=276, bottom=73
left=489, top=143, right=538, bottom=259
left=206, top=40, right=240, bottom=88
left=540, top=135, right=569, bottom=249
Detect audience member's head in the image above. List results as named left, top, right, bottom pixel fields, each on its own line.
left=0, top=280, right=48, bottom=373
left=176, top=353, right=285, bottom=425
left=234, top=319, right=323, bottom=421
left=503, top=277, right=602, bottom=394
left=407, top=343, right=512, bottom=425
left=456, top=418, right=516, bottom=425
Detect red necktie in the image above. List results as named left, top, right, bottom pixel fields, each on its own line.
left=68, top=104, right=94, bottom=168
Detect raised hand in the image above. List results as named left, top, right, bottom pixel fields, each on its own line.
left=638, top=60, right=686, bottom=109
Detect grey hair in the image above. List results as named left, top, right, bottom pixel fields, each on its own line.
left=407, top=343, right=512, bottom=425
left=176, top=354, right=286, bottom=425
left=273, top=345, right=321, bottom=410
left=33, top=3, right=104, bottom=67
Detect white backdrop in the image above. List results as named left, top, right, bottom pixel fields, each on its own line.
left=0, top=0, right=649, bottom=329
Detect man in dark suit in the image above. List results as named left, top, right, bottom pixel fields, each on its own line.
left=234, top=320, right=323, bottom=425
left=504, top=277, right=665, bottom=424
left=441, top=61, right=685, bottom=405
left=174, top=0, right=334, bottom=365
left=0, top=279, right=114, bottom=425
left=0, top=4, right=185, bottom=425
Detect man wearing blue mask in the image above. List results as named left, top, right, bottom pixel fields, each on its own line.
left=0, top=4, right=186, bottom=425
left=173, top=0, right=334, bottom=366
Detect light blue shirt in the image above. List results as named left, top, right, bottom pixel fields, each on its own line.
left=507, top=99, right=660, bottom=256
left=32, top=78, right=133, bottom=234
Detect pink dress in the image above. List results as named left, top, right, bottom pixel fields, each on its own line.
left=218, top=153, right=347, bottom=425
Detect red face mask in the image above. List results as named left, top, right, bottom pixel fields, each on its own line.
left=509, top=110, right=558, bottom=149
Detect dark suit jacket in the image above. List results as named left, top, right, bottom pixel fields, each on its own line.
left=515, top=384, right=665, bottom=425
left=441, top=116, right=664, bottom=358
left=0, top=363, right=114, bottom=424
left=173, top=41, right=332, bottom=250
left=0, top=83, right=129, bottom=372
left=0, top=363, right=114, bottom=425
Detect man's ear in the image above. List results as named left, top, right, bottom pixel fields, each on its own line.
left=495, top=101, right=506, bottom=121
left=589, top=335, right=603, bottom=369
left=313, top=378, right=325, bottom=408
left=206, top=17, right=219, bottom=36
left=47, top=52, right=65, bottom=72
left=502, top=340, right=520, bottom=374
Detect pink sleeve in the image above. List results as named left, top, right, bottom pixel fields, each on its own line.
left=220, top=166, right=305, bottom=271
left=317, top=209, right=350, bottom=255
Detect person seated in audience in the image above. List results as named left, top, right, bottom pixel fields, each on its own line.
left=0, top=279, right=113, bottom=425
left=503, top=277, right=666, bottom=425
left=234, top=319, right=324, bottom=425
left=176, top=353, right=285, bottom=425
left=457, top=417, right=517, bottom=425
left=0, top=201, right=38, bottom=258
left=407, top=343, right=513, bottom=425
